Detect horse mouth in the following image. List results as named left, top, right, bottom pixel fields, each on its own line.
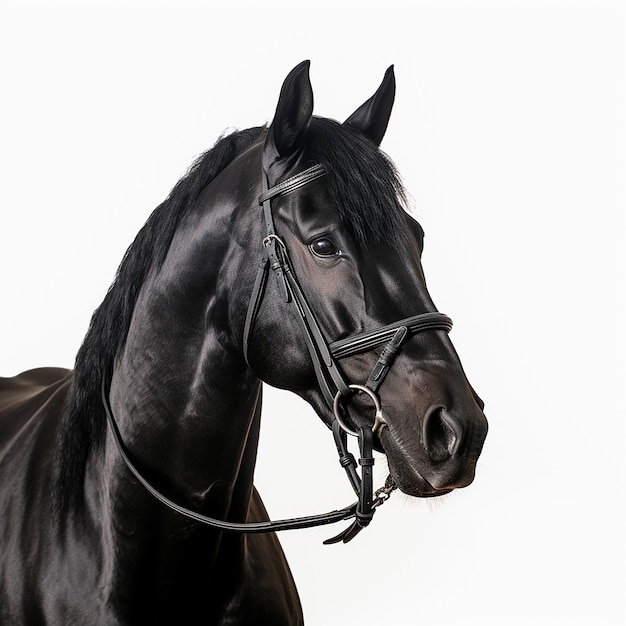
left=386, top=468, right=454, bottom=498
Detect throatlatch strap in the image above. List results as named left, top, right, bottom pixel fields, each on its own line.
left=242, top=258, right=270, bottom=366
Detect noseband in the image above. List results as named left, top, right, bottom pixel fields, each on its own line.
left=103, top=163, right=452, bottom=544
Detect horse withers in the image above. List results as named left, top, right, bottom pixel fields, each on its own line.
left=0, top=61, right=487, bottom=625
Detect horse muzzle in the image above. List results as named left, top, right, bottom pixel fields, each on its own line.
left=380, top=402, right=488, bottom=497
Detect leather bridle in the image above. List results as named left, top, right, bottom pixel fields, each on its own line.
left=103, top=163, right=453, bottom=543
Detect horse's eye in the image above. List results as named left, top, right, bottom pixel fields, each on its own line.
left=310, top=238, right=339, bottom=258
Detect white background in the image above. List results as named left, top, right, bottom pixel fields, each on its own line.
left=1, top=1, right=624, bottom=625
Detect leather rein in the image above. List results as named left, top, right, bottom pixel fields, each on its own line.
left=103, top=163, right=453, bottom=544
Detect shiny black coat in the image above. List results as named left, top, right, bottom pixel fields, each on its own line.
left=0, top=62, right=486, bottom=625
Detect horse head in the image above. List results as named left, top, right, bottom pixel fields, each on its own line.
left=242, top=61, right=487, bottom=499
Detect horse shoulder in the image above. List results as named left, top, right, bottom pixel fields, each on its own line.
left=218, top=487, right=304, bottom=626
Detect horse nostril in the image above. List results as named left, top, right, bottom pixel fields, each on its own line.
left=423, top=407, right=462, bottom=462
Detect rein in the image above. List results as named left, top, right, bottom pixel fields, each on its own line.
left=103, top=163, right=453, bottom=544
left=101, top=379, right=357, bottom=533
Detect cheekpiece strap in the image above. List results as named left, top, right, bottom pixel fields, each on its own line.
left=258, top=164, right=350, bottom=407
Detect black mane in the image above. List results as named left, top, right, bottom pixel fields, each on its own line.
left=56, top=119, right=410, bottom=514
left=56, top=126, right=266, bottom=513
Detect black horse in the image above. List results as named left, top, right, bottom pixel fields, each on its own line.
left=0, top=62, right=487, bottom=624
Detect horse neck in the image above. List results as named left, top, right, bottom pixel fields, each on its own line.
left=98, top=163, right=263, bottom=596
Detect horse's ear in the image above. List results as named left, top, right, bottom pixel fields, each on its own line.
left=344, top=65, right=395, bottom=146
left=263, top=60, right=314, bottom=180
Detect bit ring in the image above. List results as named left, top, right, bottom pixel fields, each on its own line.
left=333, top=384, right=386, bottom=437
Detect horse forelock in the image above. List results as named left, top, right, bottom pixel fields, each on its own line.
left=308, top=117, right=409, bottom=247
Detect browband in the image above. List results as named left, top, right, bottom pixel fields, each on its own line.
left=258, top=164, right=326, bottom=204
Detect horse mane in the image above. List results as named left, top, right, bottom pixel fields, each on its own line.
left=56, top=125, right=267, bottom=514
left=56, top=117, right=409, bottom=515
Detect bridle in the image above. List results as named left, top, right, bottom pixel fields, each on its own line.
left=103, top=162, right=453, bottom=544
